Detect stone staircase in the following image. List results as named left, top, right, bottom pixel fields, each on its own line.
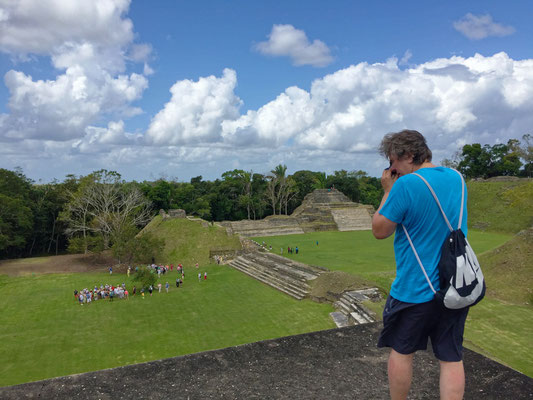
left=330, top=206, right=373, bottom=231
left=332, top=289, right=379, bottom=327
left=228, top=252, right=322, bottom=300
left=221, top=217, right=305, bottom=237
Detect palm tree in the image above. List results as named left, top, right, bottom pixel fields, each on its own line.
left=312, top=172, right=327, bottom=190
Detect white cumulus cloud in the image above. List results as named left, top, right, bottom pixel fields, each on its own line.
left=0, top=0, right=133, bottom=56
left=146, top=69, right=242, bottom=145
left=255, top=24, right=333, bottom=67
left=453, top=13, right=515, bottom=40
left=219, top=52, right=533, bottom=162
left=0, top=0, right=149, bottom=143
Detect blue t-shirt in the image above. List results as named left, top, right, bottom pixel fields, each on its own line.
left=379, top=167, right=468, bottom=303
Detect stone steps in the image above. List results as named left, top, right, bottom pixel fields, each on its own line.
left=341, top=296, right=375, bottom=324
left=329, top=311, right=350, bottom=328
left=222, top=220, right=305, bottom=237
left=230, top=260, right=305, bottom=300
left=330, top=208, right=372, bottom=231
left=229, top=258, right=307, bottom=300
left=333, top=290, right=377, bottom=327
left=230, top=261, right=302, bottom=299
left=233, top=256, right=310, bottom=293
left=263, top=252, right=326, bottom=275
left=246, top=252, right=320, bottom=281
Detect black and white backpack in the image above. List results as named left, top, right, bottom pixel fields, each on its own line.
left=402, top=169, right=486, bottom=310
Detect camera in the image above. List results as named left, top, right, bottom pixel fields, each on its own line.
left=386, top=164, right=398, bottom=177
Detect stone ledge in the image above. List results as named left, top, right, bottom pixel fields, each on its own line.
left=1, top=323, right=531, bottom=399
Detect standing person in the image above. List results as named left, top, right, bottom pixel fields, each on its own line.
left=148, top=285, right=153, bottom=296
left=166, top=282, right=169, bottom=293
left=127, top=266, right=131, bottom=277
left=109, top=266, right=113, bottom=275
left=198, top=272, right=201, bottom=282
left=372, top=130, right=469, bottom=400
left=158, top=282, right=162, bottom=293
left=204, top=272, right=207, bottom=281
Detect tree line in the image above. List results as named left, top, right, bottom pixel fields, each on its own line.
left=0, top=166, right=382, bottom=260
left=1, top=134, right=530, bottom=260
left=444, top=134, right=532, bottom=179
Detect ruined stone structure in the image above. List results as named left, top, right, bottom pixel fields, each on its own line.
left=221, top=189, right=373, bottom=237
left=159, top=208, right=186, bottom=220
left=228, top=251, right=324, bottom=300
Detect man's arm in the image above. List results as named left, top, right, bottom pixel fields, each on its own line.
left=372, top=169, right=398, bottom=239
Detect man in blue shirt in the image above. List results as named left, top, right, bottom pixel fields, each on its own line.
left=372, top=130, right=469, bottom=400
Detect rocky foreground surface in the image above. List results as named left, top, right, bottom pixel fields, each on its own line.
left=1, top=322, right=531, bottom=399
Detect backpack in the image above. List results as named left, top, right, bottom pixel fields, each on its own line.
left=402, top=169, right=486, bottom=310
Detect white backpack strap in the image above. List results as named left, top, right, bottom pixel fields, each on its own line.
left=453, top=169, right=465, bottom=230
left=402, top=225, right=436, bottom=294
left=411, top=172, right=454, bottom=232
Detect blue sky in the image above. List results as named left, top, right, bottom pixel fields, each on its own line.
left=1, top=0, right=532, bottom=182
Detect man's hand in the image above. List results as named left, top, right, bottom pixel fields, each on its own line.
left=372, top=167, right=399, bottom=239
left=381, top=167, right=399, bottom=193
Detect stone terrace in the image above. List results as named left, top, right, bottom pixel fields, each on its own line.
left=221, top=216, right=304, bottom=238
left=2, top=323, right=531, bottom=399
left=333, top=289, right=378, bottom=326
left=228, top=251, right=323, bottom=300
left=291, top=189, right=373, bottom=232
left=221, top=188, right=373, bottom=237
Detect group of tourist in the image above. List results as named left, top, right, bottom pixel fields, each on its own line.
left=285, top=246, right=299, bottom=254
left=256, top=240, right=302, bottom=255
left=125, top=262, right=189, bottom=278
left=74, top=283, right=129, bottom=305
left=74, top=260, right=217, bottom=305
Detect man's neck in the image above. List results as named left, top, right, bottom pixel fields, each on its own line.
left=413, top=161, right=436, bottom=172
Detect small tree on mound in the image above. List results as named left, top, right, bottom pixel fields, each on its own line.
left=132, top=266, right=156, bottom=290
left=111, top=225, right=164, bottom=265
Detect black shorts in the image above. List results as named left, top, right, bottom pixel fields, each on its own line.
left=377, top=295, right=469, bottom=362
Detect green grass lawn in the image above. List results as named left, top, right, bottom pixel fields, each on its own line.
left=1, top=228, right=530, bottom=386
left=0, top=265, right=334, bottom=387
left=467, top=180, right=533, bottom=233
left=255, top=229, right=533, bottom=377
left=465, top=298, right=533, bottom=375
left=255, top=230, right=512, bottom=292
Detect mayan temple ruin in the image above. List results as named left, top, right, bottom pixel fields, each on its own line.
left=220, top=188, right=374, bottom=237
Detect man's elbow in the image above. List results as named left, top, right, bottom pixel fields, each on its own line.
left=372, top=228, right=388, bottom=239
left=372, top=214, right=395, bottom=239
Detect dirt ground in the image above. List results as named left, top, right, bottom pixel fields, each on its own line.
left=0, top=252, right=118, bottom=277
